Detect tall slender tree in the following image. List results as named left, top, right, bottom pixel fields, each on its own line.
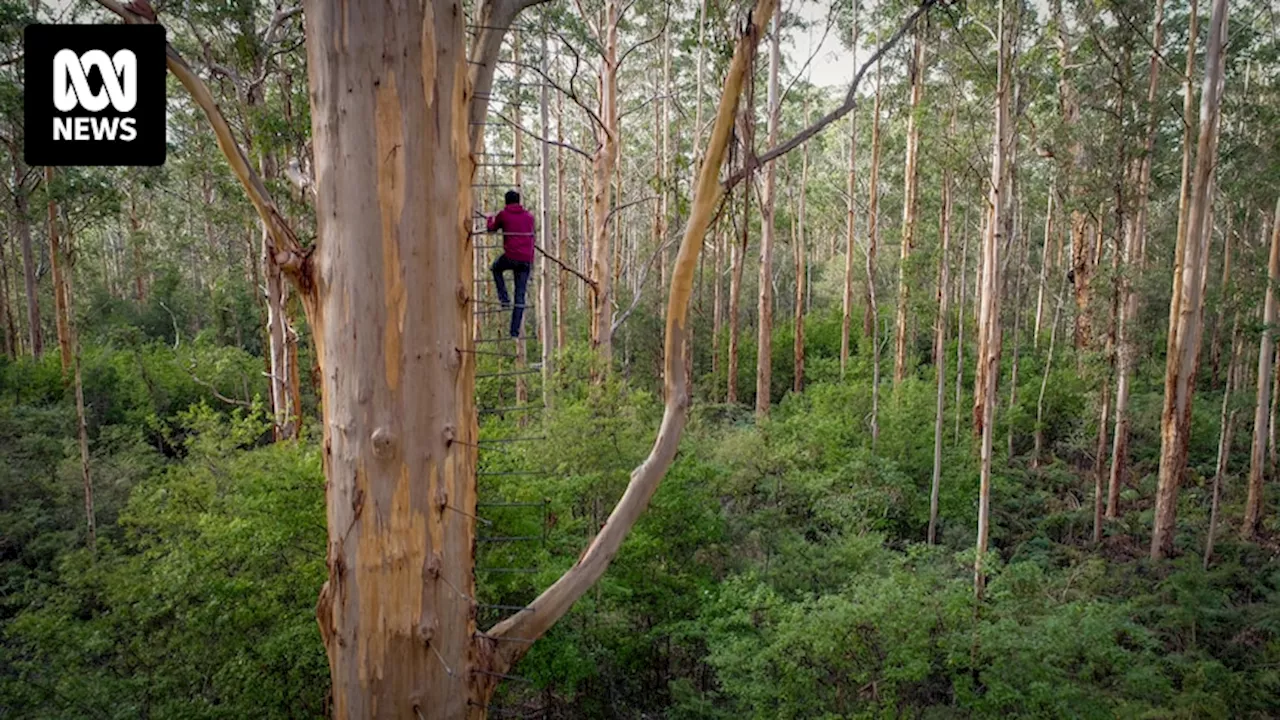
left=1151, top=0, right=1228, bottom=561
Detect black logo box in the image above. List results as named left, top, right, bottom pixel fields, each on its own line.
left=24, top=24, right=166, bottom=167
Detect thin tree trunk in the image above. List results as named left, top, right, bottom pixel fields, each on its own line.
left=73, top=344, right=95, bottom=550
left=793, top=101, right=809, bottom=394
left=728, top=71, right=756, bottom=406
left=1109, top=0, right=1166, bottom=519
left=1033, top=188, right=1054, bottom=348
left=1093, top=218, right=1120, bottom=545
left=1152, top=0, right=1227, bottom=561
left=865, top=62, right=882, bottom=340
left=556, top=88, right=567, bottom=351
left=1243, top=202, right=1280, bottom=539
left=976, top=0, right=1012, bottom=601
left=15, top=171, right=41, bottom=357
left=0, top=227, right=16, bottom=358
left=929, top=164, right=952, bottom=545
left=894, top=28, right=925, bottom=385
left=539, top=30, right=554, bottom=405
left=45, top=168, right=72, bottom=374
left=1206, top=314, right=1242, bottom=567
left=1005, top=204, right=1027, bottom=463
left=1034, top=281, right=1066, bottom=468
left=590, top=0, right=620, bottom=369
left=755, top=1, right=782, bottom=418
left=840, top=9, right=859, bottom=378
left=955, top=207, right=970, bottom=444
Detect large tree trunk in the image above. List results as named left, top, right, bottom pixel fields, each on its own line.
left=975, top=0, right=1012, bottom=600
left=893, top=28, right=925, bottom=386
left=304, top=5, right=481, bottom=714
left=755, top=1, right=782, bottom=418
left=1151, top=0, right=1228, bottom=561
left=589, top=0, right=620, bottom=369
left=928, top=163, right=952, bottom=545
left=1108, top=0, right=1165, bottom=520
left=45, top=168, right=72, bottom=374
left=1243, top=201, right=1280, bottom=539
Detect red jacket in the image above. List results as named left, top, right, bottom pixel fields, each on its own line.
left=487, top=203, right=536, bottom=262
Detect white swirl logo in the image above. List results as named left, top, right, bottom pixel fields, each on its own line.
left=53, top=49, right=137, bottom=113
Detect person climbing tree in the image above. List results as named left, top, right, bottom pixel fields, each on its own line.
left=487, top=189, right=537, bottom=338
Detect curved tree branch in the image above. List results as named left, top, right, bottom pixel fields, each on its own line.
left=92, top=0, right=312, bottom=307
left=482, top=0, right=778, bottom=677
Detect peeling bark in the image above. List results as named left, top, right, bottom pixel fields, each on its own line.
left=1152, top=0, right=1227, bottom=561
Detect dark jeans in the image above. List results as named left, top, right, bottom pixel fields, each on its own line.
left=491, top=254, right=532, bottom=337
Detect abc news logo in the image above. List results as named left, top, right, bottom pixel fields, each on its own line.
left=25, top=25, right=166, bottom=166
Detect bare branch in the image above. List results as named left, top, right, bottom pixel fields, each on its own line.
left=611, top=237, right=679, bottom=337
left=723, top=0, right=939, bottom=192
left=491, top=111, right=594, bottom=160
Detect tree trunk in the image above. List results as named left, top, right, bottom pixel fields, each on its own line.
left=928, top=164, right=952, bottom=545
left=894, top=28, right=925, bottom=385
left=1206, top=314, right=1242, bottom=567
left=1034, top=279, right=1066, bottom=468
left=728, top=75, right=756, bottom=406
left=1093, top=220, right=1119, bottom=545
left=755, top=1, right=782, bottom=418
left=865, top=62, right=882, bottom=340
left=0, top=227, right=16, bottom=357
left=44, top=168, right=72, bottom=374
left=793, top=100, right=809, bottom=394
left=955, top=208, right=970, bottom=444
left=1243, top=201, right=1280, bottom=539
left=555, top=90, right=567, bottom=352
left=539, top=31, right=554, bottom=405
left=1151, top=0, right=1228, bottom=561
left=305, top=5, right=482, bottom=713
left=14, top=169, right=42, bottom=357
left=1033, top=189, right=1054, bottom=348
left=975, top=0, right=1012, bottom=600
left=590, top=0, right=620, bottom=369
left=1108, top=0, right=1165, bottom=520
